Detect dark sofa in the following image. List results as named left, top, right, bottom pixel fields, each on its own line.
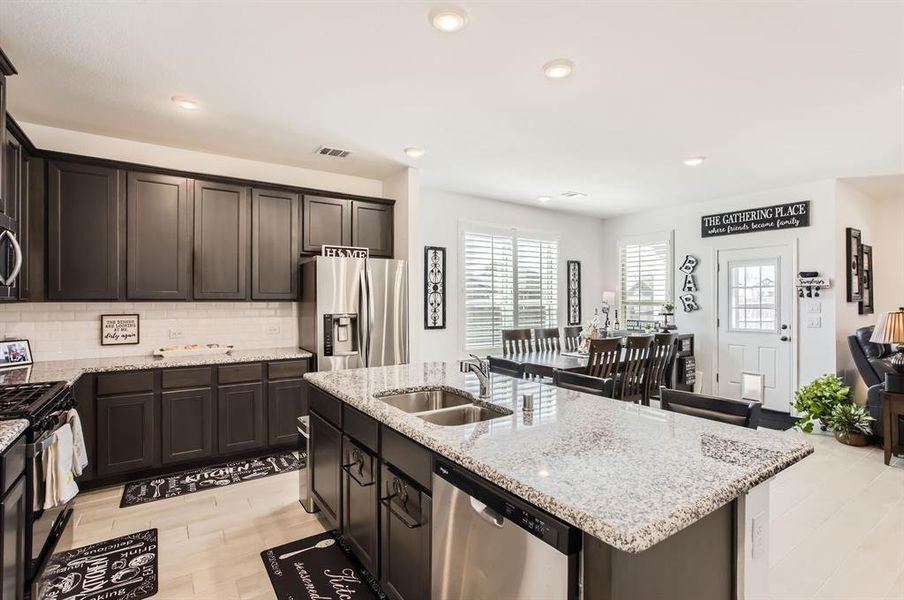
left=847, top=326, right=896, bottom=436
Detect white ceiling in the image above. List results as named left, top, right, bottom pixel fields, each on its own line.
left=842, top=174, right=904, bottom=201
left=1, top=1, right=903, bottom=217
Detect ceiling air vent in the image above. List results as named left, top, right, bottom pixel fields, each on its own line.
left=561, top=191, right=587, bottom=199
left=316, top=145, right=352, bottom=158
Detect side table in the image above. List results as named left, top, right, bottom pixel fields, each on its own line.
left=881, top=390, right=904, bottom=465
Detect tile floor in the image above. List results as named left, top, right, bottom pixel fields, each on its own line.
left=58, top=431, right=903, bottom=599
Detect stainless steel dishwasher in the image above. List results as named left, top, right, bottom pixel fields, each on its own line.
left=431, top=459, right=581, bottom=600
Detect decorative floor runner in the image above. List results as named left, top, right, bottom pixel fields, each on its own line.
left=261, top=531, right=386, bottom=600
left=36, top=529, right=158, bottom=600
left=120, top=451, right=304, bottom=507
left=760, top=409, right=798, bottom=431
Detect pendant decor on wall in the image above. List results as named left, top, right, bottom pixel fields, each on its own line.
left=701, top=201, right=810, bottom=238
left=859, top=244, right=874, bottom=315
left=567, top=260, right=582, bottom=325
left=845, top=227, right=863, bottom=303
left=678, top=255, right=700, bottom=312
left=424, top=246, right=446, bottom=329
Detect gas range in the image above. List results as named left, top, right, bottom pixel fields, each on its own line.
left=0, top=381, right=73, bottom=428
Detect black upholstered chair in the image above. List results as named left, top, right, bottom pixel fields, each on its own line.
left=848, top=325, right=896, bottom=436
left=488, top=356, right=524, bottom=378
left=659, top=388, right=761, bottom=429
left=553, top=369, right=614, bottom=398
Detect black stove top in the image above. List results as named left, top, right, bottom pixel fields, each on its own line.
left=0, top=381, right=70, bottom=423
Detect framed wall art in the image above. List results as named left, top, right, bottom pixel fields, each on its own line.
left=567, top=260, right=582, bottom=325
left=845, top=227, right=862, bottom=302
left=0, top=339, right=33, bottom=368
left=101, top=314, right=140, bottom=345
left=859, top=244, right=874, bottom=315
left=424, top=246, right=446, bottom=330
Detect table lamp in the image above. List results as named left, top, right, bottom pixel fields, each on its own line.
left=870, top=308, right=904, bottom=393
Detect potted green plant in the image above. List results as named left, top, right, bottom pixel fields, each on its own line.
left=792, top=374, right=852, bottom=433
left=825, top=403, right=874, bottom=446
left=660, top=303, right=676, bottom=332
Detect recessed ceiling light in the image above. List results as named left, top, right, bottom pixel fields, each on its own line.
left=537, top=196, right=551, bottom=203
left=542, top=59, right=574, bottom=79
left=683, top=156, right=706, bottom=167
left=560, top=190, right=587, bottom=199
left=429, top=6, right=468, bottom=33
left=171, top=96, right=200, bottom=111
left=404, top=147, right=426, bottom=158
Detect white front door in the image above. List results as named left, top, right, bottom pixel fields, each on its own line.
left=717, top=245, right=793, bottom=412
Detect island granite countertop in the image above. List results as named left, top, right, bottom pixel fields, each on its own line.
left=0, top=419, right=29, bottom=453
left=1, top=347, right=314, bottom=386
left=305, top=362, right=813, bottom=554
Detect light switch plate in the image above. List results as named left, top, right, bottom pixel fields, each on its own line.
left=266, top=325, right=280, bottom=335
left=168, top=328, right=183, bottom=340
left=807, top=316, right=822, bottom=328
left=806, top=302, right=821, bottom=314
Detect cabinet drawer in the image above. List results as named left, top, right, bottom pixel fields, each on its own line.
left=309, top=386, right=342, bottom=428
left=268, top=359, right=309, bottom=380
left=97, top=371, right=154, bottom=396
left=343, top=405, right=378, bottom=453
left=0, top=435, right=25, bottom=497
left=162, top=367, right=212, bottom=389
left=381, top=426, right=432, bottom=492
left=217, top=363, right=263, bottom=384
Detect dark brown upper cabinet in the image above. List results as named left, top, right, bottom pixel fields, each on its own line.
left=2, top=127, right=21, bottom=224
left=193, top=179, right=250, bottom=300
left=127, top=172, right=191, bottom=300
left=351, top=200, right=393, bottom=258
left=48, top=161, right=122, bottom=300
left=252, top=188, right=299, bottom=300
left=0, top=68, right=8, bottom=225
left=302, top=195, right=350, bottom=253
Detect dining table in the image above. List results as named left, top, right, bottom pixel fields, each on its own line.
left=492, top=350, right=589, bottom=378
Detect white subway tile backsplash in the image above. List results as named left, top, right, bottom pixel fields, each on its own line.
left=0, top=301, right=299, bottom=361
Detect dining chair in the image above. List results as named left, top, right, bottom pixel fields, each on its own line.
left=553, top=369, right=614, bottom=398
left=645, top=333, right=678, bottom=404
left=488, top=356, right=524, bottom=378
left=522, top=363, right=550, bottom=383
left=617, top=335, right=654, bottom=404
left=563, top=326, right=582, bottom=352
left=585, top=338, right=622, bottom=380
left=533, top=327, right=561, bottom=351
left=502, top=328, right=533, bottom=354
left=659, top=388, right=761, bottom=429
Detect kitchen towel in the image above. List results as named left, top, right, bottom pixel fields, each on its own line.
left=43, top=425, right=79, bottom=509
left=65, top=409, right=89, bottom=476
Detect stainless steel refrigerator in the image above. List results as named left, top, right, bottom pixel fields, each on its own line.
left=299, top=256, right=409, bottom=371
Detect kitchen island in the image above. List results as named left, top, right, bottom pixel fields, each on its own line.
left=304, top=362, right=812, bottom=600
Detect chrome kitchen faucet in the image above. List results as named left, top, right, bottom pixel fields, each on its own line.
left=459, top=354, right=490, bottom=398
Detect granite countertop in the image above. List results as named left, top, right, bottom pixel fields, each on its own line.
left=304, top=363, right=813, bottom=554
left=0, top=419, right=29, bottom=453
left=2, top=347, right=314, bottom=386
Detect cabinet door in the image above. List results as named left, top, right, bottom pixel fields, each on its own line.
left=193, top=179, right=250, bottom=300
left=217, top=382, right=266, bottom=454
left=342, top=437, right=379, bottom=576
left=48, top=161, right=122, bottom=300
left=96, top=393, right=157, bottom=476
left=267, top=379, right=306, bottom=446
left=127, top=172, right=191, bottom=299
left=302, top=196, right=350, bottom=253
left=0, top=475, right=25, bottom=600
left=309, top=410, right=342, bottom=529
left=0, top=76, right=7, bottom=221
left=351, top=200, right=393, bottom=258
left=380, top=464, right=431, bottom=600
left=252, top=188, right=299, bottom=299
left=162, top=388, right=213, bottom=464
left=2, top=126, right=20, bottom=223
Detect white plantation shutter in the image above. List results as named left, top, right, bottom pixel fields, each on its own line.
left=462, top=228, right=559, bottom=350
left=619, top=233, right=673, bottom=322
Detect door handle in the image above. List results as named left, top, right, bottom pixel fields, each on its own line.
left=780, top=335, right=790, bottom=342
left=469, top=497, right=504, bottom=528
left=0, top=230, right=22, bottom=287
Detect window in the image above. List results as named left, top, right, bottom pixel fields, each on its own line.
left=728, top=259, right=778, bottom=331
left=619, top=232, right=673, bottom=323
left=462, top=227, right=558, bottom=350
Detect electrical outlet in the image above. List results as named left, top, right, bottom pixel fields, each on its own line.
left=266, top=325, right=280, bottom=335
left=807, top=316, right=822, bottom=328
left=806, top=301, right=821, bottom=314
left=168, top=328, right=183, bottom=340
left=751, top=513, right=767, bottom=560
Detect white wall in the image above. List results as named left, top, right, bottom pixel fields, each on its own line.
left=415, top=189, right=606, bottom=362
left=20, top=122, right=383, bottom=197
left=598, top=180, right=839, bottom=398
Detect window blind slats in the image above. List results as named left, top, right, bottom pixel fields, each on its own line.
left=619, top=236, right=672, bottom=322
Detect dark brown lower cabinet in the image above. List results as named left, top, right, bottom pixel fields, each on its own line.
left=380, top=464, right=431, bottom=600
left=341, top=437, right=379, bottom=576
left=310, top=410, right=342, bottom=530
left=217, top=383, right=266, bottom=455
left=162, top=388, right=214, bottom=464
left=97, top=393, right=157, bottom=477
left=1, top=475, right=26, bottom=600
left=267, top=379, right=306, bottom=446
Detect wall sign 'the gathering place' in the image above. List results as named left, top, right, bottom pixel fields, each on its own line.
left=701, top=201, right=810, bottom=238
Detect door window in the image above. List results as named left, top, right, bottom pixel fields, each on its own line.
left=728, top=259, right=778, bottom=332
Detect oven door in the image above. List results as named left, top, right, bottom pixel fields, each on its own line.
left=27, top=428, right=75, bottom=583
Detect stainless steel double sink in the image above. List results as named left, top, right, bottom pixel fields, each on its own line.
left=375, top=389, right=512, bottom=426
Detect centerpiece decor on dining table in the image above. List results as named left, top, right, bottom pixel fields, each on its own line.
left=567, top=260, right=582, bottom=325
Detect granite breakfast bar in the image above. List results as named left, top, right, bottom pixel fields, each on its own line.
left=304, top=362, right=813, bottom=600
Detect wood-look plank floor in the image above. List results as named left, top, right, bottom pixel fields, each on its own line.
left=59, top=431, right=903, bottom=599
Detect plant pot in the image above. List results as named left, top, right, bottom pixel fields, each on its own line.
left=833, top=431, right=870, bottom=447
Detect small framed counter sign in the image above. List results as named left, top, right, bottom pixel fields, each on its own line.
left=701, top=201, right=810, bottom=238
left=0, top=339, right=33, bottom=368
left=101, top=314, right=140, bottom=345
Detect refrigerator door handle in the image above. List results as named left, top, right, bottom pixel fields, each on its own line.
left=358, top=269, right=369, bottom=367
left=366, top=265, right=375, bottom=366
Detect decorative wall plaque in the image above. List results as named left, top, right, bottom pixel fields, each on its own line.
left=567, top=260, right=582, bottom=325
left=845, top=227, right=862, bottom=302
left=101, top=314, right=140, bottom=345
left=322, top=245, right=369, bottom=258
left=424, top=246, right=446, bottom=329
left=678, top=255, right=701, bottom=312
left=701, top=201, right=810, bottom=238
left=859, top=244, right=874, bottom=315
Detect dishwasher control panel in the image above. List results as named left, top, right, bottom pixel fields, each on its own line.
left=502, top=501, right=558, bottom=547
